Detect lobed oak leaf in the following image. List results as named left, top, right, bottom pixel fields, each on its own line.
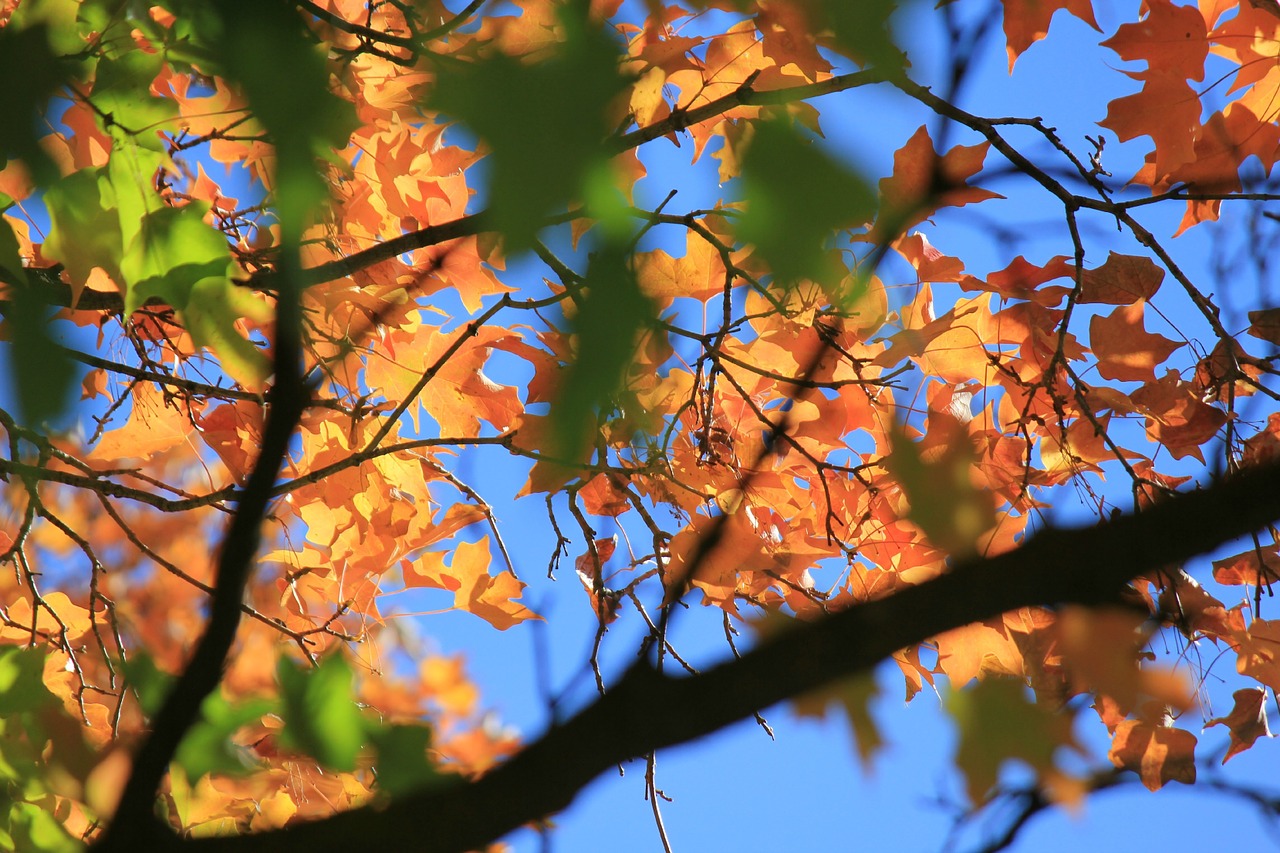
left=0, top=595, right=89, bottom=651
left=1129, top=370, right=1227, bottom=461
left=895, top=232, right=966, bottom=284
left=875, top=126, right=1002, bottom=239
left=1212, top=545, right=1280, bottom=587
left=633, top=229, right=727, bottom=303
left=1089, top=301, right=1182, bottom=383
left=578, top=474, right=632, bottom=517
left=632, top=33, right=703, bottom=76
left=934, top=617, right=1025, bottom=687
left=89, top=383, right=192, bottom=461
left=1247, top=306, right=1280, bottom=345
left=194, top=401, right=263, bottom=485
left=1101, top=0, right=1208, bottom=82
left=1074, top=252, right=1165, bottom=305
left=1207, top=687, right=1272, bottom=763
left=1101, top=70, right=1201, bottom=180
left=1157, top=571, right=1243, bottom=642
left=964, top=254, right=1071, bottom=305
left=1000, top=0, right=1099, bottom=69
left=1108, top=712, right=1197, bottom=791
left=403, top=537, right=538, bottom=631
left=755, top=2, right=832, bottom=82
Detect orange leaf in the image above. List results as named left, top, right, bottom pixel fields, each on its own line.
left=1100, top=70, right=1201, bottom=180
left=964, top=254, right=1071, bottom=305
left=90, top=383, right=192, bottom=461
left=1236, top=619, right=1280, bottom=690
left=1056, top=606, right=1193, bottom=715
left=633, top=229, right=727, bottom=303
left=1101, top=0, right=1208, bottom=82
left=934, top=617, right=1025, bottom=686
left=1001, top=0, right=1099, bottom=69
left=1247, top=306, right=1280, bottom=345
left=1206, top=687, right=1272, bottom=763
left=875, top=126, right=1002, bottom=237
left=1129, top=370, right=1227, bottom=462
left=404, top=537, right=538, bottom=630
left=1075, top=252, right=1164, bottom=304
left=1108, top=715, right=1197, bottom=791
left=1089, top=301, right=1182, bottom=383
left=1212, top=546, right=1280, bottom=586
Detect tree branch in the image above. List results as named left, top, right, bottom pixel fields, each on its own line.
left=109, top=460, right=1280, bottom=853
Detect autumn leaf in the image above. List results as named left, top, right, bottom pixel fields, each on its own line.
left=633, top=229, right=728, bottom=303
left=1206, top=687, right=1272, bottom=764
left=1055, top=607, right=1193, bottom=716
left=1001, top=0, right=1100, bottom=69
left=404, top=537, right=539, bottom=630
left=1108, top=707, right=1197, bottom=791
left=1074, top=252, right=1165, bottom=305
left=1247, top=306, right=1280, bottom=345
left=89, top=383, right=192, bottom=461
left=1212, top=546, right=1280, bottom=586
left=1235, top=619, right=1280, bottom=691
left=875, top=125, right=1002, bottom=239
left=1100, top=0, right=1208, bottom=83
left=1089, top=301, right=1182, bottom=383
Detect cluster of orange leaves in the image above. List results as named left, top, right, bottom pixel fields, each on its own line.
left=3, top=0, right=1280, bottom=841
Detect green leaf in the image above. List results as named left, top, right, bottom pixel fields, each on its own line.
left=174, top=693, right=276, bottom=783
left=737, top=119, right=874, bottom=287
left=121, top=203, right=234, bottom=313
left=0, top=648, right=54, bottom=716
left=91, top=49, right=178, bottom=147
left=10, top=0, right=94, bottom=55
left=552, top=246, right=655, bottom=458
left=208, top=0, right=356, bottom=235
left=0, top=23, right=71, bottom=185
left=43, top=168, right=124, bottom=290
left=277, top=653, right=365, bottom=772
left=0, top=214, right=75, bottom=426
left=947, top=678, right=1076, bottom=804
left=184, top=275, right=273, bottom=391
left=884, top=417, right=996, bottom=557
left=5, top=803, right=77, bottom=853
left=368, top=724, right=442, bottom=797
left=430, top=13, right=626, bottom=251
left=121, top=650, right=172, bottom=719
left=822, top=0, right=907, bottom=75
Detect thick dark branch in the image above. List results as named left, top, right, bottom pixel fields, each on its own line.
left=137, top=461, right=1280, bottom=853
left=95, top=258, right=309, bottom=851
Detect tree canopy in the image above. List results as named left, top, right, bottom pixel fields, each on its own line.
left=2, top=0, right=1280, bottom=850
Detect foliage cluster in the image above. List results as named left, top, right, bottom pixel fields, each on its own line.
left=1, top=0, right=1280, bottom=850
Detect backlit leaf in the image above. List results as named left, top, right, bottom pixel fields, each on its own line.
left=277, top=653, right=366, bottom=772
